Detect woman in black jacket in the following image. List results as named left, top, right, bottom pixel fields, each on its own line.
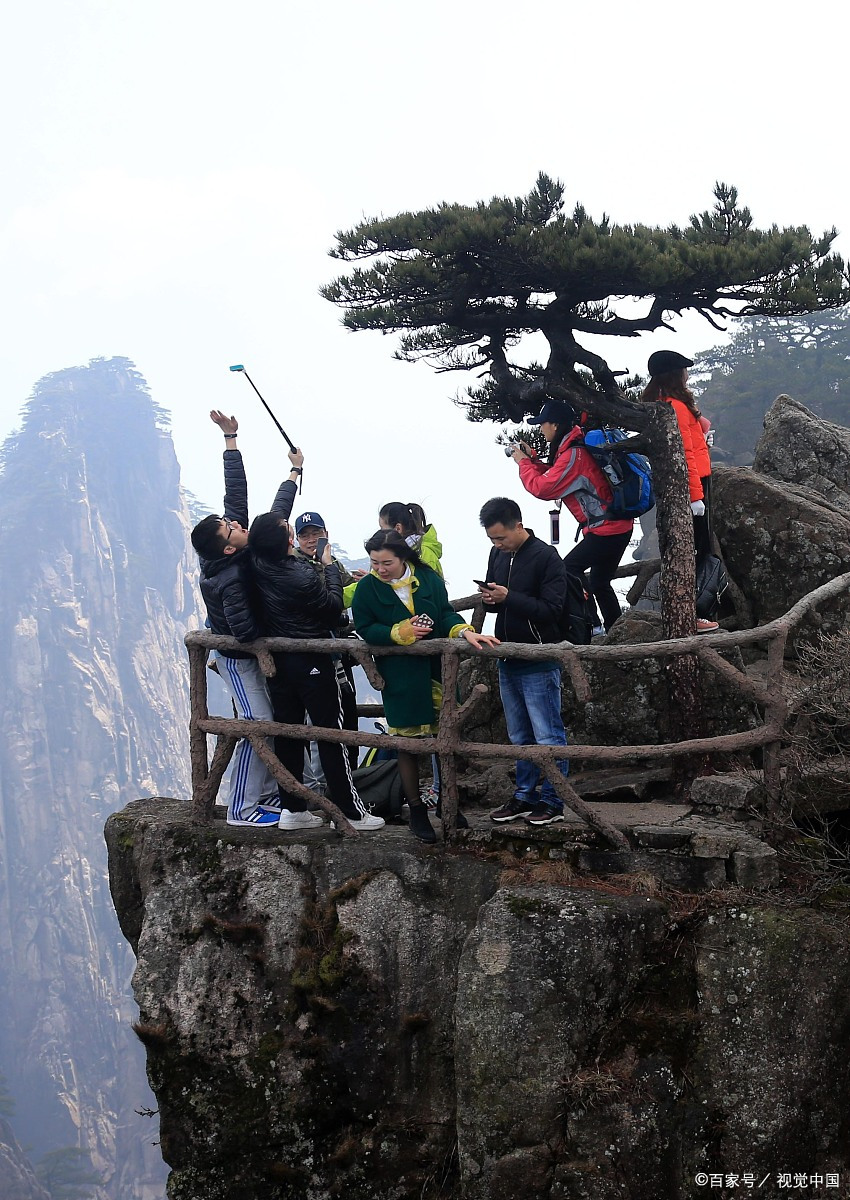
left=248, top=512, right=385, bottom=832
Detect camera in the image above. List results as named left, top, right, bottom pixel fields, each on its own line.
left=503, top=443, right=516, bottom=457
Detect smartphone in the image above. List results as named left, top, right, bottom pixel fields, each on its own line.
left=315, top=537, right=329, bottom=558
left=411, top=614, right=434, bottom=628
left=473, top=579, right=492, bottom=589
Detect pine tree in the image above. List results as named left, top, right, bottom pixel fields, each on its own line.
left=324, top=175, right=847, bottom=426
left=35, top=1147, right=101, bottom=1200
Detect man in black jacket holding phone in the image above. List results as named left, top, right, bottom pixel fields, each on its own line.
left=477, top=496, right=569, bottom=827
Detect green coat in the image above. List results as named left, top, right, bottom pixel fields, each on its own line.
left=352, top=567, right=469, bottom=728
left=418, top=524, right=444, bottom=577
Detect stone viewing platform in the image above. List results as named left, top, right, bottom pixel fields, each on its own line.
left=194, top=769, right=777, bottom=892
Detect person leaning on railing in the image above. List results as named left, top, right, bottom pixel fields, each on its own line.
left=247, top=509, right=385, bottom=833
left=351, top=529, right=499, bottom=844
left=189, top=409, right=304, bottom=831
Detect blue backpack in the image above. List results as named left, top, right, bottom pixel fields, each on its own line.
left=583, top=428, right=655, bottom=520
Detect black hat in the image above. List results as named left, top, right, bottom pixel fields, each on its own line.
left=647, top=350, right=693, bottom=377
left=528, top=400, right=578, bottom=427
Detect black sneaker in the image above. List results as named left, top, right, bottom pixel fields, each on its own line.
left=490, top=799, right=535, bottom=823
left=408, top=803, right=437, bottom=844
left=525, top=803, right=564, bottom=826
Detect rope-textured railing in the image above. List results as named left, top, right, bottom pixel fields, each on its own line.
left=186, top=571, right=850, bottom=846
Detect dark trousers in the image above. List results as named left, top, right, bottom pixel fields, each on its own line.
left=338, top=655, right=359, bottom=770
left=694, top=476, right=712, bottom=571
left=563, top=530, right=632, bottom=632
left=268, top=652, right=364, bottom=818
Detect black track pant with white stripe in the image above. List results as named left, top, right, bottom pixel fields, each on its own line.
left=268, top=651, right=366, bottom=818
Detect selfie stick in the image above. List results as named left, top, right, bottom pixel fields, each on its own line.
left=229, top=365, right=302, bottom=492
left=228, top=365, right=298, bottom=452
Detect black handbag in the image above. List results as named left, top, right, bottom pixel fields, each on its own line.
left=695, top=554, right=728, bottom=619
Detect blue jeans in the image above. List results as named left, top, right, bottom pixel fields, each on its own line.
left=498, top=664, right=569, bottom=811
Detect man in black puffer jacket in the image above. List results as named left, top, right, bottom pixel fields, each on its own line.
left=248, top=511, right=385, bottom=833
left=476, top=496, right=570, bottom=829
left=191, top=409, right=305, bottom=830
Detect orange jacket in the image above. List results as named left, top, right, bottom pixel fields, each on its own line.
left=663, top=396, right=711, bottom=502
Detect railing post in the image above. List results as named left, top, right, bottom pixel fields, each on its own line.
left=200, top=735, right=237, bottom=820
left=763, top=625, right=789, bottom=820
left=188, top=645, right=211, bottom=819
left=437, top=646, right=461, bottom=840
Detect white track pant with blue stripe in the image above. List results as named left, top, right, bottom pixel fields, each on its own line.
left=213, top=652, right=278, bottom=821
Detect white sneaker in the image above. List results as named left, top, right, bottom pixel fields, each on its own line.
left=277, top=809, right=325, bottom=830
left=331, top=813, right=386, bottom=832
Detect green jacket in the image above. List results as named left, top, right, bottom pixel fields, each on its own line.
left=417, top=524, right=443, bottom=577
left=352, top=566, right=469, bottom=728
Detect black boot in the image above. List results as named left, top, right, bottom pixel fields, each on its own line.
left=408, top=802, right=437, bottom=844
left=435, top=800, right=469, bottom=830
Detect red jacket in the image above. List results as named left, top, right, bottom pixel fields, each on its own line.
left=518, top=427, right=633, bottom=538
left=663, top=396, right=711, bottom=502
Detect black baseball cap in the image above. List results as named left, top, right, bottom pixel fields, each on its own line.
left=527, top=400, right=578, bottom=426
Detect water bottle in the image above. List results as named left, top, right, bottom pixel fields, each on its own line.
left=549, top=508, right=560, bottom=545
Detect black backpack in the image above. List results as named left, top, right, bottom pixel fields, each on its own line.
left=351, top=760, right=405, bottom=820
left=695, top=554, right=728, bottom=619
left=558, top=573, right=598, bottom=644
left=583, top=428, right=655, bottom=520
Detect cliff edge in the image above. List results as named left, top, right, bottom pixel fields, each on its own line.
left=106, top=797, right=850, bottom=1200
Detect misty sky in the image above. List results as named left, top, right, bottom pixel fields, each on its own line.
left=1, top=0, right=847, bottom=590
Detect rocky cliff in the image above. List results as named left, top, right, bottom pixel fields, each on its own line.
left=106, top=799, right=850, bottom=1200
left=0, top=1116, right=49, bottom=1200
left=0, top=357, right=202, bottom=1198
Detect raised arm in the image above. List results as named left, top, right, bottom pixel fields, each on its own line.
left=211, top=409, right=249, bottom=526
left=269, top=446, right=306, bottom=520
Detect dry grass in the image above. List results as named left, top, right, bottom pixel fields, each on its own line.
left=561, top=1048, right=640, bottom=1114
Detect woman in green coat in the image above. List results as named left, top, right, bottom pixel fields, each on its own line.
left=352, top=530, right=498, bottom=842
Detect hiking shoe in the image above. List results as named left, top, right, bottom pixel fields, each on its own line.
left=226, top=808, right=282, bottom=828
left=696, top=618, right=719, bottom=633
left=490, top=799, right=535, bottom=823
left=408, top=803, right=437, bottom=844
left=277, top=809, right=324, bottom=830
left=524, top=804, right=564, bottom=826
left=331, top=813, right=386, bottom=832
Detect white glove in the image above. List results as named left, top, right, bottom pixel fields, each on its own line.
left=690, top=500, right=706, bottom=517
